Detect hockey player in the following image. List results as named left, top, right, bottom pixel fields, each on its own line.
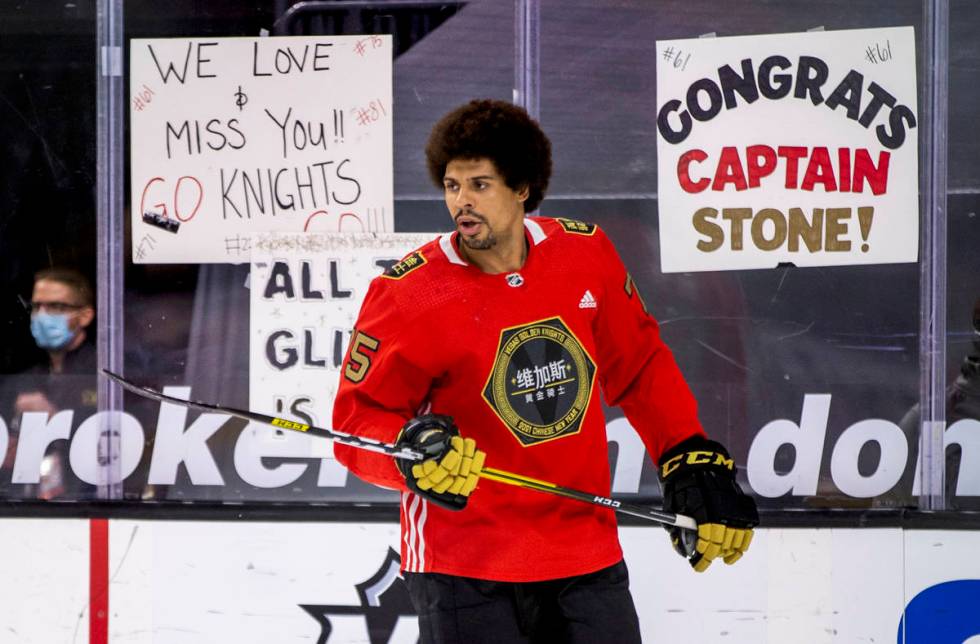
left=333, top=99, right=759, bottom=643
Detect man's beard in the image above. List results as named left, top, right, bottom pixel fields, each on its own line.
left=460, top=230, right=497, bottom=250
left=455, top=210, right=496, bottom=250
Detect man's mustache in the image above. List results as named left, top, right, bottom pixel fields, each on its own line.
left=454, top=209, right=487, bottom=223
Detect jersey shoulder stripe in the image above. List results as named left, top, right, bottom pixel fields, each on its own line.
left=378, top=235, right=448, bottom=282
left=555, top=217, right=597, bottom=235
left=368, top=235, right=459, bottom=315
left=382, top=250, right=427, bottom=279
left=530, top=216, right=605, bottom=244
left=529, top=215, right=599, bottom=237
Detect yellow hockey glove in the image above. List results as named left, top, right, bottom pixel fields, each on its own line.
left=658, top=435, right=759, bottom=572
left=395, top=414, right=486, bottom=510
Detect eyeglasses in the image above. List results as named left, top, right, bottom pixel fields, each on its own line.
left=29, top=301, right=85, bottom=315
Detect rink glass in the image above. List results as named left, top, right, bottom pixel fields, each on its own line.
left=0, top=0, right=976, bottom=518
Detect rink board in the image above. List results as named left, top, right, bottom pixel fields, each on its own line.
left=1, top=520, right=979, bottom=643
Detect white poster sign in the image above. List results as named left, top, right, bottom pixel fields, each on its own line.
left=656, top=27, right=918, bottom=272
left=130, top=36, right=394, bottom=264
left=248, top=232, right=435, bottom=463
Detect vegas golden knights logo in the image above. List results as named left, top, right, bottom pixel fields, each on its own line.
left=482, top=317, right=596, bottom=446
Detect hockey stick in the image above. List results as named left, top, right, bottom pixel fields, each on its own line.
left=102, top=370, right=697, bottom=531
left=480, top=467, right=696, bottom=529
left=102, top=369, right=424, bottom=461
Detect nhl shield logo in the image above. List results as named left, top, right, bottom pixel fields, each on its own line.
left=482, top=316, right=596, bottom=446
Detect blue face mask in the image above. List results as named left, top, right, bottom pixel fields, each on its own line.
left=30, top=312, right=76, bottom=350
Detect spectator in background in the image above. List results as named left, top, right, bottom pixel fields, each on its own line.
left=893, top=297, right=980, bottom=510
left=946, top=298, right=980, bottom=425
left=27, top=267, right=96, bottom=375
left=6, top=267, right=98, bottom=499
left=937, top=298, right=980, bottom=509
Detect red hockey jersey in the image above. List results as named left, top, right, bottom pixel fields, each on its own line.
left=333, top=216, right=704, bottom=582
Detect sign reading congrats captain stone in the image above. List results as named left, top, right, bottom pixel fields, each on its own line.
left=130, top=36, right=393, bottom=264
left=483, top=317, right=596, bottom=446
left=655, top=26, right=918, bottom=272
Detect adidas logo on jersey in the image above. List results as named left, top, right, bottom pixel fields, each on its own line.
left=579, top=290, right=597, bottom=309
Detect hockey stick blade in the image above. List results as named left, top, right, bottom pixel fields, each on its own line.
left=101, top=370, right=696, bottom=530
left=100, top=370, right=426, bottom=461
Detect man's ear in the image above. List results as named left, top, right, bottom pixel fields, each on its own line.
left=517, top=184, right=529, bottom=203
left=78, top=305, right=95, bottom=329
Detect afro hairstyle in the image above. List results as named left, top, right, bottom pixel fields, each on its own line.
left=425, top=99, right=552, bottom=213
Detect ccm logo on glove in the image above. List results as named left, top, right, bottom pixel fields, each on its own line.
left=660, top=450, right=734, bottom=477
left=658, top=435, right=760, bottom=573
